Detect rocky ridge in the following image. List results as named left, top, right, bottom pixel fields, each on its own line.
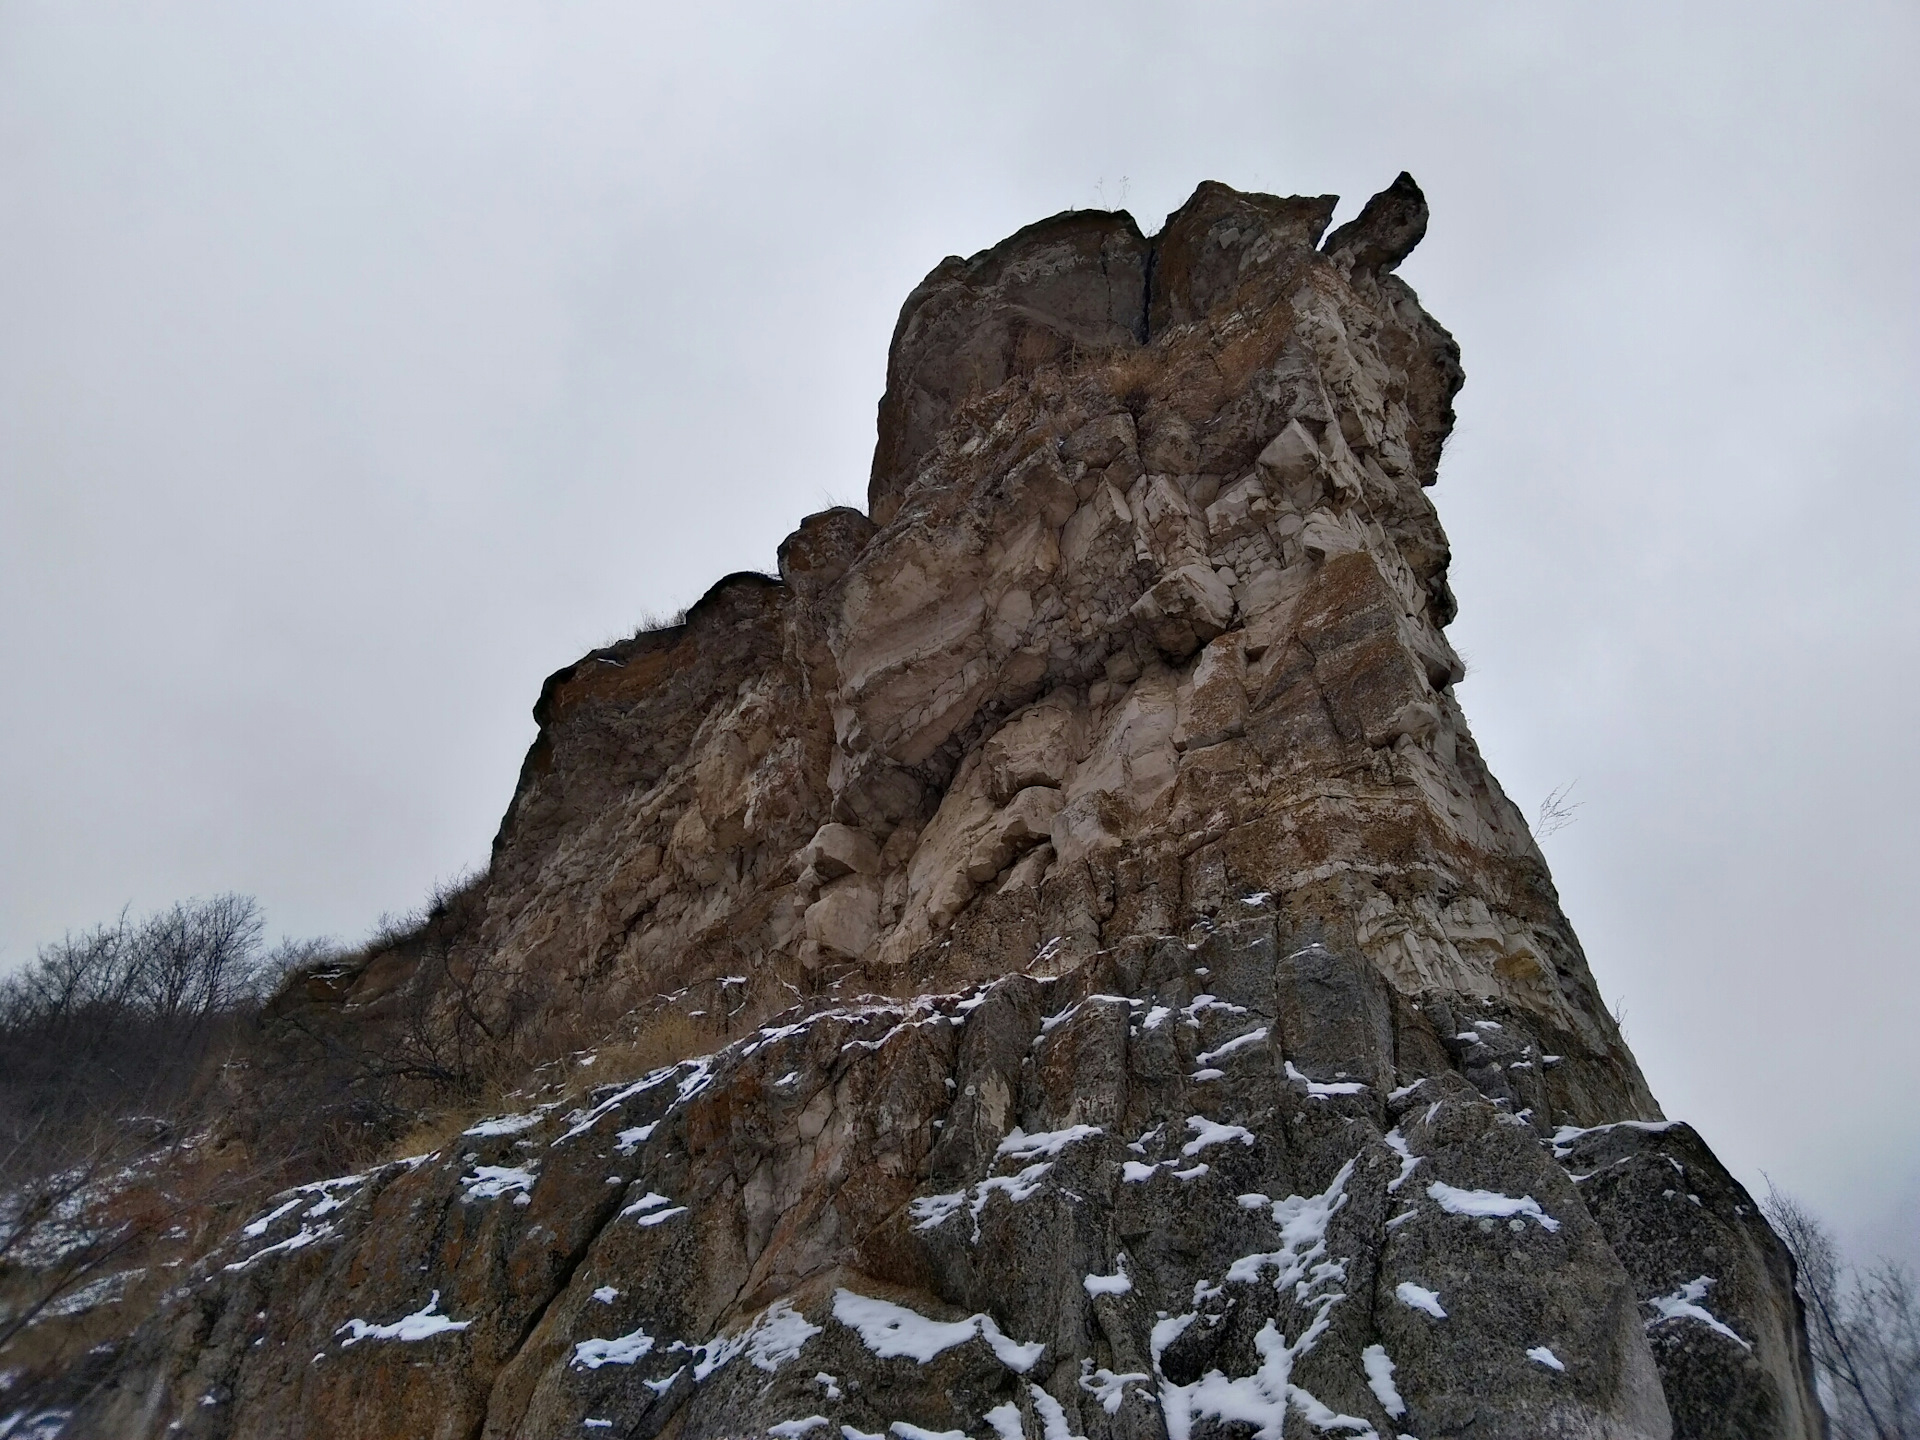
left=60, top=176, right=1822, bottom=1440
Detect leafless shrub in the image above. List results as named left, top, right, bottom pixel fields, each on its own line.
left=1534, top=781, right=1582, bottom=839
left=1607, top=992, right=1631, bottom=1039
left=363, top=907, right=428, bottom=956
left=352, top=867, right=487, bottom=971
left=387, top=944, right=533, bottom=1097
left=255, top=935, right=345, bottom=994
left=247, top=868, right=537, bottom=1164
left=1765, top=1187, right=1920, bottom=1438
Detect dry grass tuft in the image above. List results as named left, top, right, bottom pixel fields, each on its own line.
left=381, top=1107, right=485, bottom=1165
left=1098, top=348, right=1163, bottom=411
left=595, top=1008, right=728, bottom=1079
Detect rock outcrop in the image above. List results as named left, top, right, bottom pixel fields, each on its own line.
left=57, top=177, right=1823, bottom=1440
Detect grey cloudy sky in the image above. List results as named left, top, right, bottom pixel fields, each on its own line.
left=4, top=2, right=1916, bottom=1265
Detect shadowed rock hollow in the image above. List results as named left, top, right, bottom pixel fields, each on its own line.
left=65, top=177, right=1824, bottom=1440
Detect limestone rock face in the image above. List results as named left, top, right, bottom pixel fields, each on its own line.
left=64, top=179, right=1824, bottom=1440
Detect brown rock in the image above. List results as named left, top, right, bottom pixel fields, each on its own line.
left=46, top=177, right=1821, bottom=1440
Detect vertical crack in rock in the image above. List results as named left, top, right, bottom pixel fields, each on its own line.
left=52, top=175, right=1826, bottom=1440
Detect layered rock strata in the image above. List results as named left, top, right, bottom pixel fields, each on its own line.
left=65, top=177, right=1823, bottom=1440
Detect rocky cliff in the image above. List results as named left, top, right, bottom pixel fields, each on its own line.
left=57, top=177, right=1823, bottom=1440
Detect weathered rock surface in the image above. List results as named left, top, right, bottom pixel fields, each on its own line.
left=58, top=177, right=1824, bottom=1439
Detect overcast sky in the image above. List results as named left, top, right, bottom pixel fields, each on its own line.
left=3, top=1, right=1916, bottom=1266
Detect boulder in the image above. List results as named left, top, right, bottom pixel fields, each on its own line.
left=800, top=822, right=880, bottom=880
left=1129, top=562, right=1236, bottom=658
left=804, top=873, right=881, bottom=959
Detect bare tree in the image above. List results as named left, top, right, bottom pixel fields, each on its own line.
left=0, top=897, right=311, bottom=1396
left=0, top=895, right=275, bottom=1179
left=1766, top=1188, right=1920, bottom=1438
left=128, top=893, right=264, bottom=1029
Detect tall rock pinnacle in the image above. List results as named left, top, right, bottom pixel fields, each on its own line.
left=66, top=179, right=1824, bottom=1440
